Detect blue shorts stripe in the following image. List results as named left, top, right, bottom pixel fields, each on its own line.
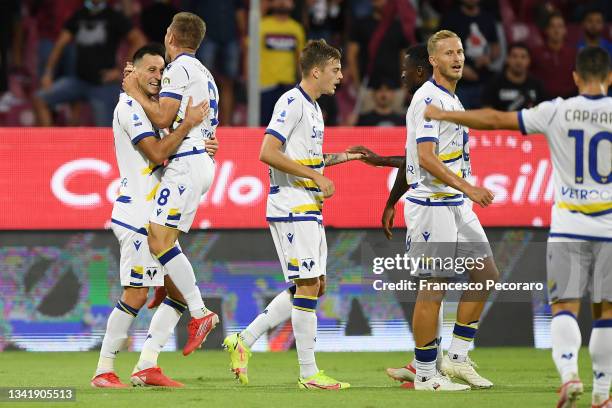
left=163, top=297, right=187, bottom=314
left=406, top=197, right=464, bottom=207
left=287, top=264, right=299, bottom=271
left=158, top=246, right=182, bottom=266
left=549, top=233, right=612, bottom=242
left=293, top=297, right=318, bottom=310
left=111, top=218, right=148, bottom=236
left=593, top=319, right=612, bottom=328
left=167, top=214, right=181, bottom=221
left=168, top=147, right=206, bottom=161
left=130, top=271, right=143, bottom=279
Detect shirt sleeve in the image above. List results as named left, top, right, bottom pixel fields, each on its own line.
left=413, top=95, right=441, bottom=144
left=518, top=97, right=563, bottom=135
left=63, top=10, right=80, bottom=34
left=123, top=100, right=156, bottom=145
left=264, top=94, right=302, bottom=144
left=159, top=62, right=189, bottom=101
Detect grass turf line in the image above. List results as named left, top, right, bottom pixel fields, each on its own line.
left=0, top=348, right=595, bottom=408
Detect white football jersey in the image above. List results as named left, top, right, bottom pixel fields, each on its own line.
left=111, top=92, right=162, bottom=230
left=405, top=79, right=471, bottom=205
left=265, top=86, right=325, bottom=223
left=519, top=94, right=612, bottom=240
left=159, top=53, right=219, bottom=155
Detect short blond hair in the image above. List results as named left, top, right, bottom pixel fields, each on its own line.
left=427, top=30, right=460, bottom=55
left=170, top=12, right=206, bottom=50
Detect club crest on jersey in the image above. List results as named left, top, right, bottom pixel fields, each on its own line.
left=288, top=97, right=295, bottom=104
left=287, top=233, right=294, bottom=243
left=301, top=258, right=315, bottom=271
left=146, top=268, right=158, bottom=280
left=163, top=77, right=170, bottom=85
left=133, top=240, right=142, bottom=251
left=422, top=231, right=431, bottom=242
left=178, top=185, right=186, bottom=195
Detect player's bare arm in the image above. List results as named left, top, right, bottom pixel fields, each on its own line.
left=382, top=161, right=410, bottom=240
left=123, top=71, right=181, bottom=129
left=260, top=134, right=335, bottom=198
left=322, top=152, right=363, bottom=167
left=425, top=104, right=520, bottom=131
left=137, top=97, right=208, bottom=165
left=417, top=141, right=494, bottom=207
left=346, top=145, right=404, bottom=168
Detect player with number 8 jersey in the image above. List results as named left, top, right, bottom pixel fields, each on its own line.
left=121, top=12, right=221, bottom=364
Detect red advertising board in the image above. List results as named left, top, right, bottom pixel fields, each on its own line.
left=0, top=127, right=553, bottom=229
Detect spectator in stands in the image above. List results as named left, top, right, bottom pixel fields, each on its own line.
left=140, top=0, right=179, bottom=44
left=258, top=0, right=305, bottom=125
left=530, top=11, right=577, bottom=99
left=347, top=0, right=414, bottom=115
left=33, top=0, right=146, bottom=127
left=303, top=0, right=346, bottom=46
left=185, top=0, right=246, bottom=126
left=481, top=43, right=544, bottom=111
left=439, top=0, right=500, bottom=109
left=0, top=0, right=22, bottom=113
left=356, top=78, right=405, bottom=127
left=577, top=8, right=612, bottom=55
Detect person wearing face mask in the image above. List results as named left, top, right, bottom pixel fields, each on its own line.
left=258, top=0, right=306, bottom=125
left=33, top=0, right=146, bottom=127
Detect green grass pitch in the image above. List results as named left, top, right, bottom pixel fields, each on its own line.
left=0, top=348, right=595, bottom=408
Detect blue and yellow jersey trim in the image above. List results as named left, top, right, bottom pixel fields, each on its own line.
left=438, top=149, right=463, bottom=164
left=295, top=158, right=324, bottom=169
left=556, top=201, right=612, bottom=216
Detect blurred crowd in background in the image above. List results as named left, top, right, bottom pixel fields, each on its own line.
left=0, top=0, right=610, bottom=127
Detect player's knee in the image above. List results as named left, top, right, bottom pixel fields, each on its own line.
left=294, top=277, right=320, bottom=297
left=122, top=287, right=148, bottom=309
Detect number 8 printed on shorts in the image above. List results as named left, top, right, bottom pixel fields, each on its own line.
left=157, top=188, right=170, bottom=206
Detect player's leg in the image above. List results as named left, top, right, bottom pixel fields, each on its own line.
left=92, top=286, right=148, bottom=388
left=589, top=242, right=612, bottom=407
left=548, top=238, right=591, bottom=407
left=131, top=276, right=187, bottom=387
left=441, top=204, right=495, bottom=388
left=223, top=222, right=296, bottom=384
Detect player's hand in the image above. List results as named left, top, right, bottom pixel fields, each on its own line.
left=424, top=104, right=444, bottom=121
left=122, top=70, right=139, bottom=96
left=205, top=137, right=219, bottom=157
left=381, top=204, right=395, bottom=240
left=41, top=72, right=53, bottom=90
left=183, top=96, right=209, bottom=129
left=313, top=174, right=335, bottom=198
left=123, top=62, right=134, bottom=79
left=466, top=185, right=495, bottom=207
left=347, top=145, right=382, bottom=166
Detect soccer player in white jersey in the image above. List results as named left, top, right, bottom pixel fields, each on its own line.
left=425, top=45, right=612, bottom=408
left=92, top=44, right=211, bottom=388
left=222, top=40, right=361, bottom=389
left=122, top=12, right=220, bottom=357
left=398, top=30, right=500, bottom=391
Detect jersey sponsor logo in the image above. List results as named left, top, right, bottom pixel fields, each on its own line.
left=264, top=34, right=298, bottom=51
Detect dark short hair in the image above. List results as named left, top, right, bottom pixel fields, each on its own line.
left=300, top=39, right=341, bottom=76
left=406, top=44, right=432, bottom=74
left=582, top=7, right=604, bottom=21
left=545, top=11, right=564, bottom=29
left=576, top=46, right=611, bottom=81
left=133, top=43, right=165, bottom=63
left=170, top=12, right=206, bottom=50
left=507, top=42, right=530, bottom=55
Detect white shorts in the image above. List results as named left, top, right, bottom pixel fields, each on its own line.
left=547, top=237, right=612, bottom=303
left=150, top=151, right=215, bottom=232
left=269, top=221, right=327, bottom=282
left=404, top=199, right=492, bottom=277
left=111, top=222, right=164, bottom=288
